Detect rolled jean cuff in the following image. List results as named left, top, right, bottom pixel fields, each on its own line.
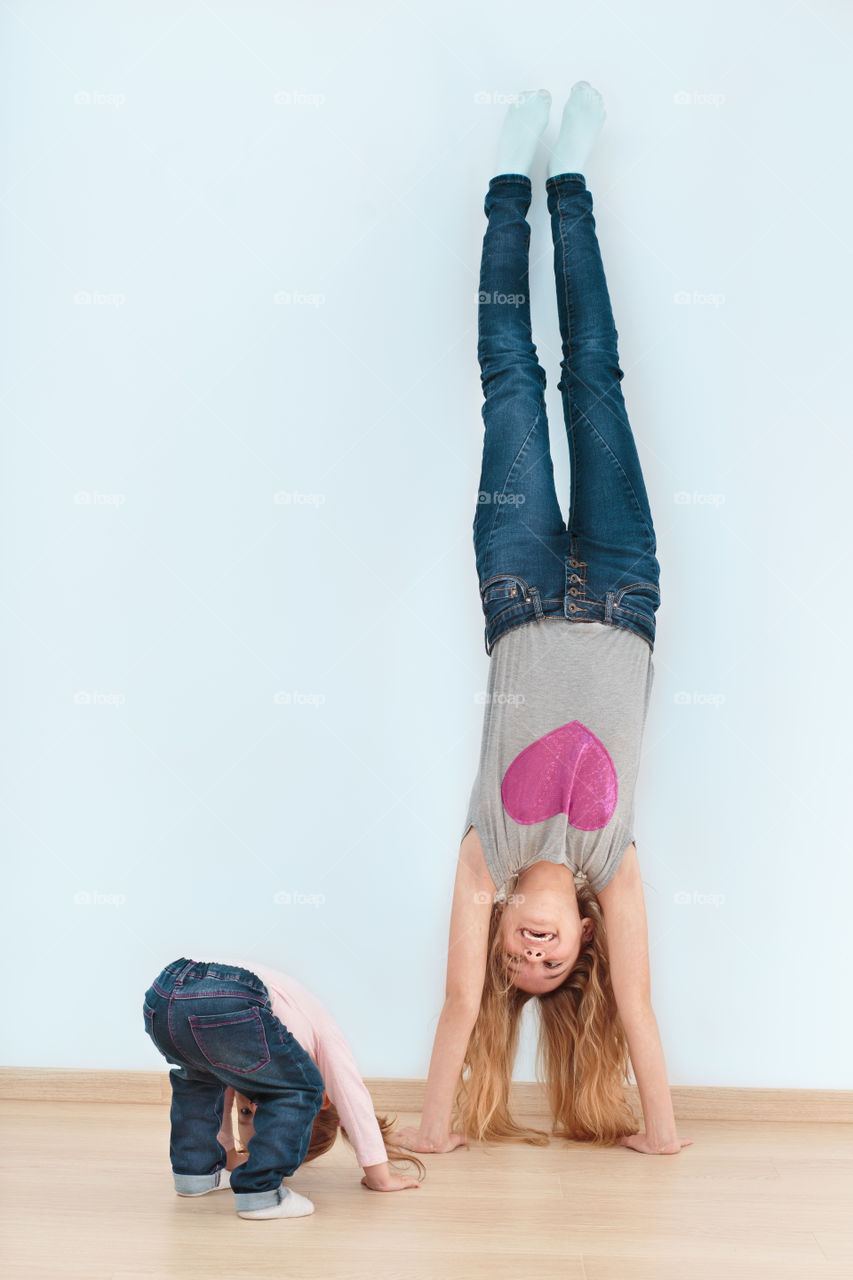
left=232, top=1184, right=289, bottom=1212
left=173, top=1168, right=227, bottom=1195
left=545, top=172, right=587, bottom=190
left=487, top=173, right=532, bottom=195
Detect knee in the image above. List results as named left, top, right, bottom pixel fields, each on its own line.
left=479, top=349, right=546, bottom=393
left=560, top=351, right=624, bottom=393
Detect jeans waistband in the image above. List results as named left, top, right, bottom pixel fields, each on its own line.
left=485, top=599, right=655, bottom=656
left=156, top=957, right=270, bottom=998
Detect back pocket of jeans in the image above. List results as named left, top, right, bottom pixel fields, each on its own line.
left=188, top=1007, right=271, bottom=1075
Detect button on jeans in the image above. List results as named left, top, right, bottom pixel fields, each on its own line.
left=142, top=958, right=325, bottom=1212
left=475, top=172, right=661, bottom=655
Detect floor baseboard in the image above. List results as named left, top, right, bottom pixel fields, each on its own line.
left=0, top=1068, right=849, bottom=1123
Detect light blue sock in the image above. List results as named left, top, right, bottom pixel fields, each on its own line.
left=495, top=89, right=551, bottom=177
left=548, top=81, right=607, bottom=178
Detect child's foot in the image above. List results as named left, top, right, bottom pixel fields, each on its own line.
left=236, top=1186, right=315, bottom=1220
left=548, top=81, right=606, bottom=178
left=495, top=88, right=551, bottom=178
left=175, top=1168, right=231, bottom=1196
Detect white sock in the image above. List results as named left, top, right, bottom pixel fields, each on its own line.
left=495, top=89, right=551, bottom=177
left=548, top=81, right=606, bottom=178
left=237, top=1186, right=315, bottom=1220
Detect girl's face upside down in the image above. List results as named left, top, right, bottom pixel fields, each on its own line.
left=500, top=860, right=593, bottom=994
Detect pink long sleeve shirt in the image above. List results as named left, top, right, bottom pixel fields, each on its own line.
left=193, top=956, right=388, bottom=1170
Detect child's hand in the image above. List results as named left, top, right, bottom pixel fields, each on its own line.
left=390, top=1125, right=467, bottom=1154
left=360, top=1166, right=420, bottom=1192
left=618, top=1132, right=694, bottom=1155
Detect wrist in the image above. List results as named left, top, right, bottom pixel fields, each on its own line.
left=417, top=1127, right=449, bottom=1149
left=644, top=1121, right=678, bottom=1147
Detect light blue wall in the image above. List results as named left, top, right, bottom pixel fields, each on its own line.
left=3, top=0, right=851, bottom=1087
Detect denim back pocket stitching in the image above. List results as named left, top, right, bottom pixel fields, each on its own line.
left=188, top=1008, right=271, bottom=1074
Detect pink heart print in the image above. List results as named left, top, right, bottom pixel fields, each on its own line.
left=501, top=721, right=618, bottom=830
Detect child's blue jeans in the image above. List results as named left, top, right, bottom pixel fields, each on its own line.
left=475, top=172, right=661, bottom=655
left=143, top=957, right=325, bottom=1212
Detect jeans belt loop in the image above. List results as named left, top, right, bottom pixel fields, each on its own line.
left=605, top=590, right=615, bottom=623
left=528, top=585, right=544, bottom=621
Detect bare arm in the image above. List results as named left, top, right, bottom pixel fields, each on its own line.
left=397, top=826, right=495, bottom=1151
left=598, top=843, right=689, bottom=1152
left=418, top=995, right=481, bottom=1145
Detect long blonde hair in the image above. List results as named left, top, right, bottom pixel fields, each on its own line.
left=453, top=874, right=638, bottom=1147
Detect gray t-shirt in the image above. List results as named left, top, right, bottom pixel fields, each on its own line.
left=463, top=620, right=654, bottom=897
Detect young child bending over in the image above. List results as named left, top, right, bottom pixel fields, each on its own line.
left=142, top=956, right=423, bottom=1219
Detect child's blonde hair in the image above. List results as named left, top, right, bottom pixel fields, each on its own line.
left=304, top=1104, right=426, bottom=1177
left=232, top=1093, right=426, bottom=1179
left=453, top=873, right=639, bottom=1147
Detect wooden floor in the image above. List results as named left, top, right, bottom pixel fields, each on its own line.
left=2, top=1101, right=852, bottom=1279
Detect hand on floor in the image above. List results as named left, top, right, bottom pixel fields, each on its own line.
left=361, top=1170, right=420, bottom=1192
left=390, top=1126, right=467, bottom=1153
left=618, top=1132, right=694, bottom=1155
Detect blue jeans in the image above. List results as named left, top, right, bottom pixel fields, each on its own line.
left=475, top=172, right=661, bottom=655
left=142, top=958, right=325, bottom=1212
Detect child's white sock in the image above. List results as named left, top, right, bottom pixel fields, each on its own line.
left=548, top=81, right=606, bottom=178
left=237, top=1186, right=315, bottom=1220
left=495, top=89, right=551, bottom=177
